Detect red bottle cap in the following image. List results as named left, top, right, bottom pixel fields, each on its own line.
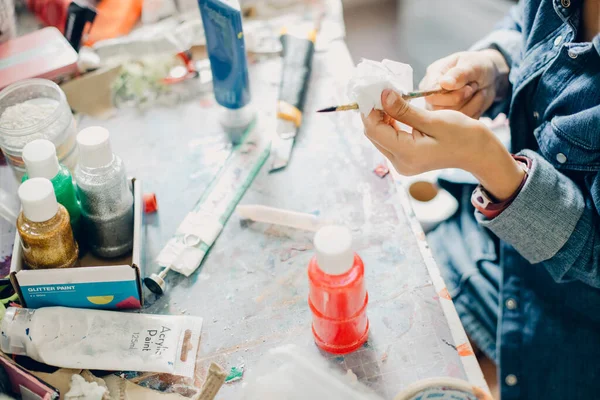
left=143, top=193, right=158, bottom=214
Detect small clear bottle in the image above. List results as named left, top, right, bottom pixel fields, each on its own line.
left=17, top=178, right=79, bottom=269
left=22, top=139, right=82, bottom=239
left=74, top=126, right=134, bottom=258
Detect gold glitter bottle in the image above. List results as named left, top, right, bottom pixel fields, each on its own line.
left=17, top=178, right=78, bottom=269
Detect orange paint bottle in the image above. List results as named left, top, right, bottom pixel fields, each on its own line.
left=308, top=226, right=369, bottom=354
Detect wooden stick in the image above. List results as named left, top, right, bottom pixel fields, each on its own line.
left=198, top=363, right=228, bottom=400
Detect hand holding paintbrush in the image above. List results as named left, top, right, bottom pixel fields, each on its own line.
left=317, top=88, right=449, bottom=113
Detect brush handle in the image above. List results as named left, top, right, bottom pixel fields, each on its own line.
left=402, top=88, right=447, bottom=100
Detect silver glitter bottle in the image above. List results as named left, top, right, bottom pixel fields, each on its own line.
left=74, top=126, right=134, bottom=258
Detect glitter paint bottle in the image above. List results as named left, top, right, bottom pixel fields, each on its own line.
left=308, top=226, right=369, bottom=354
left=17, top=178, right=79, bottom=269
left=74, top=126, right=134, bottom=258
left=22, top=139, right=82, bottom=239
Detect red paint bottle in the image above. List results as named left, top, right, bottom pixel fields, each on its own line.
left=308, top=226, right=369, bottom=354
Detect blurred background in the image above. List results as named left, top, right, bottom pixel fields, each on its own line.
left=344, top=0, right=515, bottom=81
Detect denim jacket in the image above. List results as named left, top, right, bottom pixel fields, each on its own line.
left=467, top=0, right=600, bottom=398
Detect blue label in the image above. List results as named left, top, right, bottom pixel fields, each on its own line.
left=199, top=0, right=251, bottom=109
left=22, top=280, right=141, bottom=310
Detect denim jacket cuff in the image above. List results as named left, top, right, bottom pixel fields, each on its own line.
left=475, top=150, right=585, bottom=264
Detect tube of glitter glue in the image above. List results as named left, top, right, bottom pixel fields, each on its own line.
left=0, top=307, right=203, bottom=377
left=198, top=0, right=255, bottom=143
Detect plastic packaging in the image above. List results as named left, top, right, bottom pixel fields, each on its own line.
left=17, top=178, right=79, bottom=269
left=0, top=79, right=78, bottom=180
left=198, top=0, right=255, bottom=142
left=0, top=307, right=203, bottom=378
left=22, top=139, right=82, bottom=238
left=308, top=226, right=369, bottom=354
left=74, top=126, right=134, bottom=258
left=243, top=345, right=382, bottom=400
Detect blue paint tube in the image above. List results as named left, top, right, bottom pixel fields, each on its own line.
left=198, top=0, right=255, bottom=143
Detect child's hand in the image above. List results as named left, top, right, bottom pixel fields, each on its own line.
left=420, top=50, right=510, bottom=119
left=362, top=89, right=525, bottom=201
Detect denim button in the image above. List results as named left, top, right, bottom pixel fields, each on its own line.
left=568, top=50, right=578, bottom=59
left=561, top=0, right=570, bottom=7
left=533, top=111, right=539, bottom=120
left=506, top=374, right=518, bottom=386
left=556, top=153, right=567, bottom=164
left=554, top=36, right=563, bottom=46
left=505, top=298, right=518, bottom=310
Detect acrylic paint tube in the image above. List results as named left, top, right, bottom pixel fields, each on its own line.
left=198, top=0, right=255, bottom=143
left=0, top=307, right=203, bottom=378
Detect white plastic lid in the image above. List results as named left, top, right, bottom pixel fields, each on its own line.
left=77, top=126, right=113, bottom=168
left=18, top=178, right=59, bottom=222
left=314, top=225, right=354, bottom=275
left=22, top=139, right=60, bottom=179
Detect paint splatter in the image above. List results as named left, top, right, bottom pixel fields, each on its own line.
left=373, top=164, right=390, bottom=178
left=441, top=338, right=456, bottom=350
left=0, top=256, right=11, bottom=277
left=225, top=365, right=244, bottom=383
left=199, top=98, right=214, bottom=108
left=438, top=288, right=452, bottom=300
left=346, top=369, right=358, bottom=383
left=457, top=342, right=475, bottom=357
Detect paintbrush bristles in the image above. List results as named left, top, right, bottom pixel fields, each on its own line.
left=317, top=88, right=448, bottom=113
left=316, top=104, right=359, bottom=113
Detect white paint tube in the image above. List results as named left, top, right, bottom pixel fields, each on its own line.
left=0, top=307, right=203, bottom=378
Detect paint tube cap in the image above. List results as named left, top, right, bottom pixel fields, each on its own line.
left=314, top=225, right=354, bottom=275
left=77, top=126, right=113, bottom=168
left=22, top=139, right=60, bottom=180
left=18, top=178, right=59, bottom=222
left=0, top=307, right=30, bottom=357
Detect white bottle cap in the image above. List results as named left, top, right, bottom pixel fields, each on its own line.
left=77, top=126, right=113, bottom=168
left=18, top=178, right=59, bottom=222
left=22, top=139, right=60, bottom=180
left=314, top=225, right=354, bottom=275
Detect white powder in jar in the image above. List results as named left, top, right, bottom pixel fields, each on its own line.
left=0, top=97, right=78, bottom=172
left=0, top=98, right=59, bottom=130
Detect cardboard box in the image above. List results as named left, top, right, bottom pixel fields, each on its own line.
left=0, top=27, right=78, bottom=90
left=10, top=179, right=144, bottom=310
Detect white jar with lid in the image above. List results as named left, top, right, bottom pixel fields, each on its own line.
left=0, top=79, right=78, bottom=180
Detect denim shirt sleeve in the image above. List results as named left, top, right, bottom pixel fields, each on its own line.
left=469, top=4, right=524, bottom=117
left=475, top=150, right=600, bottom=288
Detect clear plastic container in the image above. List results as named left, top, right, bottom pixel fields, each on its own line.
left=0, top=79, right=78, bottom=180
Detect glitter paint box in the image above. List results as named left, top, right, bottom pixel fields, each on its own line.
left=9, top=179, right=145, bottom=310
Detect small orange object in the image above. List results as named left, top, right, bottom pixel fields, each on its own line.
left=143, top=193, right=158, bottom=214
left=438, top=287, right=452, bottom=300
left=457, top=342, right=475, bottom=357
left=84, top=0, right=143, bottom=46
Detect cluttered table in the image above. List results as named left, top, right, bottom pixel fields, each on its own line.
left=0, top=1, right=488, bottom=398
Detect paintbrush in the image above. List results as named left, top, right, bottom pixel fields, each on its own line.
left=316, top=88, right=448, bottom=113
